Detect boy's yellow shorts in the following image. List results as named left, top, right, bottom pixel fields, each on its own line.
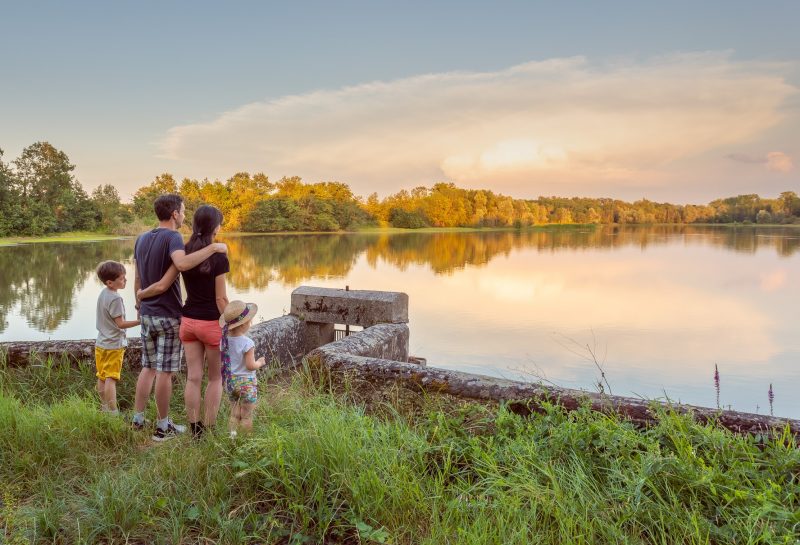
left=95, top=347, right=125, bottom=381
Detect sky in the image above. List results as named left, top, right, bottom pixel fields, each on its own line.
left=1, top=1, right=799, bottom=203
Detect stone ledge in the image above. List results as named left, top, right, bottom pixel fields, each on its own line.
left=308, top=323, right=410, bottom=363
left=0, top=315, right=306, bottom=370
left=291, top=286, right=408, bottom=327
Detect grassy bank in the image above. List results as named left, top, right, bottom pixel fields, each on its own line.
left=5, top=223, right=800, bottom=246
left=1, top=358, right=798, bottom=544
left=0, top=232, right=131, bottom=247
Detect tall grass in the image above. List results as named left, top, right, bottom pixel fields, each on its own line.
left=1, top=355, right=798, bottom=544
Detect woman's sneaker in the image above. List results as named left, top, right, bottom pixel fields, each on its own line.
left=152, top=419, right=186, bottom=442
left=130, top=416, right=150, bottom=431
left=190, top=421, right=205, bottom=440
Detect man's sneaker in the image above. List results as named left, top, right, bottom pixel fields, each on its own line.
left=152, top=419, right=186, bottom=442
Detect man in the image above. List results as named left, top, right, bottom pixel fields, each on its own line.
left=131, top=194, right=227, bottom=441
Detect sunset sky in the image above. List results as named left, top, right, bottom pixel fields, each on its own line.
left=1, top=1, right=798, bottom=203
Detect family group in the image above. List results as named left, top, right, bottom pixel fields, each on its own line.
left=93, top=194, right=266, bottom=441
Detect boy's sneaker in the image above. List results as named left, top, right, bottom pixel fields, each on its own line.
left=152, top=419, right=186, bottom=442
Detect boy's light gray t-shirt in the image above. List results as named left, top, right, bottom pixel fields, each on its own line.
left=96, top=287, right=127, bottom=349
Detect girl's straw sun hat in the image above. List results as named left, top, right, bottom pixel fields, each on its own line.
left=219, top=300, right=258, bottom=329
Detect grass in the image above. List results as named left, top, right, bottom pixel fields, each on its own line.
left=0, top=232, right=131, bottom=246
left=351, top=224, right=597, bottom=234
left=0, top=225, right=594, bottom=246
left=1, top=356, right=798, bottom=544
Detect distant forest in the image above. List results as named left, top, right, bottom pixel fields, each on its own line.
left=2, top=141, right=799, bottom=236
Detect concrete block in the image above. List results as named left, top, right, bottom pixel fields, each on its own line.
left=291, top=286, right=408, bottom=327
left=308, top=323, right=409, bottom=363
left=249, top=315, right=305, bottom=368
left=303, top=321, right=335, bottom=354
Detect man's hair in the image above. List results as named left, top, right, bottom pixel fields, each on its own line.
left=154, top=194, right=184, bottom=221
left=96, top=261, right=126, bottom=283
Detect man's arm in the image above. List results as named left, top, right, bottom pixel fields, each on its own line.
left=170, top=243, right=228, bottom=272
left=133, top=259, right=141, bottom=313
left=137, top=265, right=179, bottom=301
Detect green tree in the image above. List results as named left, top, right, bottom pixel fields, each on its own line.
left=11, top=142, right=95, bottom=233
left=90, top=184, right=127, bottom=230
left=388, top=207, right=428, bottom=228
left=778, top=191, right=800, bottom=219
left=297, top=196, right=340, bottom=231
left=132, top=173, right=178, bottom=218
left=243, top=198, right=303, bottom=232
left=756, top=209, right=773, bottom=224
left=0, top=149, right=18, bottom=236
left=225, top=172, right=274, bottom=230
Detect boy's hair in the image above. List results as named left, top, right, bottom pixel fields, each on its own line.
left=153, top=194, right=183, bottom=221
left=96, top=261, right=126, bottom=283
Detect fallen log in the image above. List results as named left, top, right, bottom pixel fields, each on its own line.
left=308, top=351, right=800, bottom=437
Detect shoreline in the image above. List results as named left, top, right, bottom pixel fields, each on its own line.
left=2, top=222, right=798, bottom=246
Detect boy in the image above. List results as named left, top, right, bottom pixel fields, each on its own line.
left=95, top=260, right=140, bottom=414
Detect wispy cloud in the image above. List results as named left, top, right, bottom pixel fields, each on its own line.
left=727, top=151, right=794, bottom=172
left=159, top=52, right=796, bottom=196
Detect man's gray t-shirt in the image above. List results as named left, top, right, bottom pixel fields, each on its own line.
left=96, top=287, right=127, bottom=349
left=134, top=228, right=184, bottom=318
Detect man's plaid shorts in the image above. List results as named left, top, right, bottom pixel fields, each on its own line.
left=140, top=315, right=182, bottom=372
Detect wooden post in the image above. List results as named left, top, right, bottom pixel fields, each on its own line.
left=345, top=285, right=350, bottom=336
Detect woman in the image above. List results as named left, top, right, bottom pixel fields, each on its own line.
left=138, top=205, right=229, bottom=438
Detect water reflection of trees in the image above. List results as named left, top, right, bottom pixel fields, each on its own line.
left=223, top=234, right=372, bottom=289
left=1, top=226, right=797, bottom=334
left=226, top=226, right=799, bottom=287
left=0, top=240, right=133, bottom=333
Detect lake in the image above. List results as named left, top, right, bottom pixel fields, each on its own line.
left=1, top=225, right=798, bottom=417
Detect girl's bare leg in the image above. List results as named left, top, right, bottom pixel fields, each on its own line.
left=229, top=400, right=241, bottom=433
left=239, top=402, right=256, bottom=433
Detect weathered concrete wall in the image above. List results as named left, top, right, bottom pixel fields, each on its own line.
left=308, top=323, right=410, bottom=363
left=310, top=351, right=800, bottom=436
left=0, top=315, right=305, bottom=370
left=248, top=315, right=305, bottom=368
left=1, top=338, right=147, bottom=369
left=291, top=286, right=408, bottom=327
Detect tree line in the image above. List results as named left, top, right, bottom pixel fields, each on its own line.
left=1, top=141, right=799, bottom=237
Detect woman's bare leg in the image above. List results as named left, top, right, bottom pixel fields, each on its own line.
left=183, top=342, right=205, bottom=424
left=203, top=346, right=223, bottom=426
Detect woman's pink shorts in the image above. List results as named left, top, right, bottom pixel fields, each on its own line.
left=179, top=317, right=222, bottom=348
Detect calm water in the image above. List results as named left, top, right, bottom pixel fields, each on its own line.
left=1, top=226, right=798, bottom=417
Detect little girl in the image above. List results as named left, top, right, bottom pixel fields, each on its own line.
left=219, top=300, right=266, bottom=438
